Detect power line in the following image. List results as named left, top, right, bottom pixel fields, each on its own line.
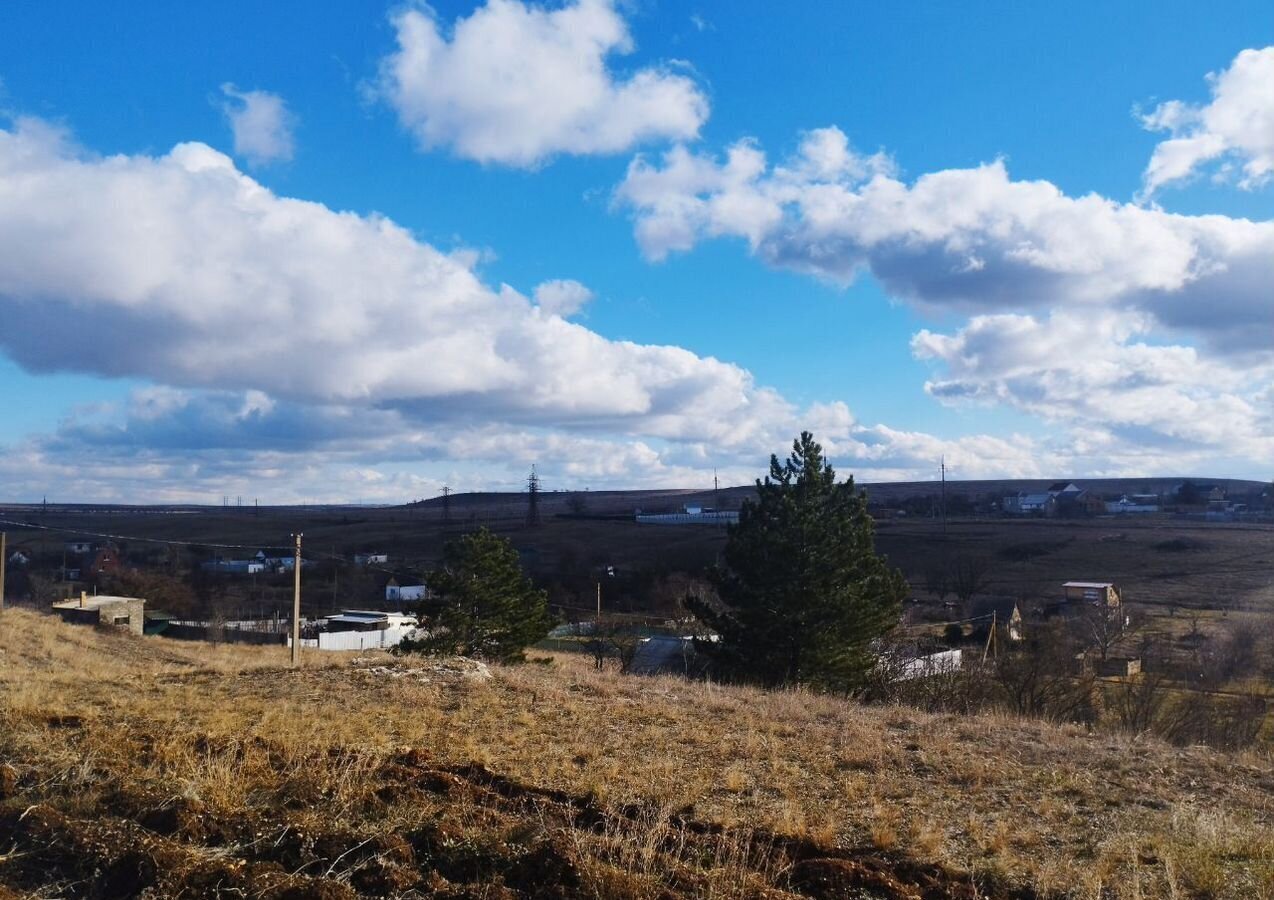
left=0, top=517, right=294, bottom=553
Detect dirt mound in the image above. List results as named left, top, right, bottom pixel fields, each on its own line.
left=352, top=655, right=494, bottom=682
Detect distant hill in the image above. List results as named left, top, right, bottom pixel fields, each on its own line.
left=858, top=476, right=1269, bottom=504
left=403, top=476, right=1270, bottom=516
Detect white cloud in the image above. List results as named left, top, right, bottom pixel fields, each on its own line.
left=615, top=118, right=1274, bottom=478
left=4, top=116, right=1049, bottom=501
left=913, top=311, right=1274, bottom=459
left=376, top=0, right=708, bottom=167
left=533, top=278, right=593, bottom=317
left=1140, top=46, right=1274, bottom=195
left=0, top=117, right=805, bottom=449
left=615, top=126, right=1274, bottom=357
left=219, top=83, right=296, bottom=166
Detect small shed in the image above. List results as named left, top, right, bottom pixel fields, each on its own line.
left=52, top=593, right=145, bottom=635
left=386, top=579, right=427, bottom=602
left=1098, top=656, right=1143, bottom=677
left=323, top=610, right=417, bottom=633
left=1063, top=581, right=1121, bottom=607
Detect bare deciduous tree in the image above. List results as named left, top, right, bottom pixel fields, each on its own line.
left=994, top=621, right=1096, bottom=724
left=950, top=555, right=993, bottom=611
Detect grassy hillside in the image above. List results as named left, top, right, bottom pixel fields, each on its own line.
left=1, top=609, right=1271, bottom=898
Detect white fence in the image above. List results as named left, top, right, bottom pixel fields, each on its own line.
left=288, top=625, right=417, bottom=652
left=634, top=511, right=739, bottom=526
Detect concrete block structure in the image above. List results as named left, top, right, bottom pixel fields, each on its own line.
left=52, top=594, right=146, bottom=635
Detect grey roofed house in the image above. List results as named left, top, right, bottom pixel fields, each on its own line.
left=1004, top=492, right=1056, bottom=515
left=1047, top=482, right=1084, bottom=496
left=323, top=610, right=417, bottom=633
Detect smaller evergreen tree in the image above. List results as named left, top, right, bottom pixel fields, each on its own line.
left=398, top=528, right=552, bottom=663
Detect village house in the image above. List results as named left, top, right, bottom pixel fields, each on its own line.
left=354, top=552, right=389, bottom=566
left=1003, top=492, right=1056, bottom=516
left=200, top=555, right=266, bottom=575
left=385, top=578, right=427, bottom=602
left=1106, top=494, right=1160, bottom=514
left=52, top=592, right=145, bottom=635
left=85, top=545, right=122, bottom=580
left=291, top=609, right=419, bottom=652
left=1063, top=581, right=1122, bottom=606
left=1004, top=482, right=1105, bottom=517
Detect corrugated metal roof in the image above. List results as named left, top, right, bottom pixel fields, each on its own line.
left=1063, top=581, right=1114, bottom=589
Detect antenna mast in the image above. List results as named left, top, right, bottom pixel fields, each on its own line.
left=940, top=456, right=948, bottom=539
left=526, top=465, right=541, bottom=527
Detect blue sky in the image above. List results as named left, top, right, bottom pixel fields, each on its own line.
left=0, top=1, right=1270, bottom=502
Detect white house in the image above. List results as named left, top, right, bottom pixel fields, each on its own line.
left=201, top=558, right=267, bottom=575
left=323, top=609, right=417, bottom=633
left=386, top=579, right=427, bottom=602
left=355, top=552, right=389, bottom=566
left=292, top=609, right=419, bottom=651
left=1004, top=492, right=1056, bottom=515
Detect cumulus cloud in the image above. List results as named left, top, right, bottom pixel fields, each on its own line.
left=615, top=126, right=1274, bottom=356
left=533, top=278, right=593, bottom=317
left=219, top=83, right=296, bottom=166
left=1140, top=46, right=1274, bottom=195
left=0, top=117, right=800, bottom=448
left=376, top=0, right=708, bottom=166
left=0, top=115, right=1053, bottom=501
left=615, top=114, right=1274, bottom=477
left=913, top=311, right=1274, bottom=458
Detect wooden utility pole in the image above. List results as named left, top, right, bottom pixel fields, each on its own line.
left=982, top=610, right=998, bottom=663
left=0, top=532, right=6, bottom=613
left=596, top=581, right=601, bottom=627
left=291, top=533, right=303, bottom=666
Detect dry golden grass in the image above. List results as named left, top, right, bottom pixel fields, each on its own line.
left=2, top=607, right=1272, bottom=898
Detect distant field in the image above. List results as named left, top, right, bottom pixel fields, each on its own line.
left=3, top=491, right=1271, bottom=618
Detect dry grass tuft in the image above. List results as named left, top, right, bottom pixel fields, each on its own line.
left=1, top=607, right=1272, bottom=898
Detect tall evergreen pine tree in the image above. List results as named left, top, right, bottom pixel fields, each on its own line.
left=690, top=432, right=905, bottom=692
left=398, top=527, right=552, bottom=663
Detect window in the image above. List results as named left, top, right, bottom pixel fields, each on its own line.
left=113, top=615, right=130, bottom=626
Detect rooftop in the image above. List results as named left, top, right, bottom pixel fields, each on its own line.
left=52, top=594, right=144, bottom=611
